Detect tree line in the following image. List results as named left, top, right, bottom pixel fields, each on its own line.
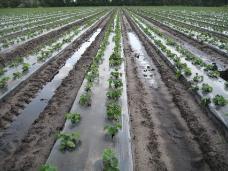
left=0, top=0, right=227, bottom=8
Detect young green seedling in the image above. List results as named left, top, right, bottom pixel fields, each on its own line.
left=102, top=148, right=119, bottom=171
left=106, top=102, right=122, bottom=120
left=79, top=92, right=91, bottom=106
left=104, top=122, right=122, bottom=139
left=39, top=164, right=57, bottom=171
left=0, top=77, right=10, bottom=88
left=65, top=112, right=81, bottom=124
left=213, top=95, right=227, bottom=106
left=22, top=63, right=30, bottom=72
left=201, top=97, right=211, bottom=106
left=107, top=89, right=122, bottom=100
left=201, top=83, right=213, bottom=94
left=193, top=73, right=203, bottom=83
left=57, top=132, right=80, bottom=151
left=13, top=71, right=22, bottom=79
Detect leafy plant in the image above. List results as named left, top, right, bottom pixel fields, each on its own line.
left=184, top=67, right=192, bottom=76
left=111, top=71, right=122, bottom=79
left=107, top=89, right=122, bottom=100
left=193, top=73, right=203, bottom=83
left=0, top=77, right=10, bottom=88
left=106, top=102, right=121, bottom=120
left=213, top=95, right=227, bottom=106
left=102, top=148, right=119, bottom=171
left=108, top=79, right=123, bottom=89
left=39, top=164, right=57, bottom=171
left=22, top=63, right=30, bottom=72
left=104, top=122, right=122, bottom=138
left=201, top=97, right=211, bottom=106
left=201, top=83, right=213, bottom=93
left=208, top=70, right=220, bottom=78
left=85, top=82, right=93, bottom=92
left=65, top=112, right=81, bottom=124
left=79, top=92, right=91, bottom=106
left=13, top=71, right=22, bottom=79
left=175, top=70, right=181, bottom=79
left=0, top=67, right=6, bottom=76
left=57, top=132, right=80, bottom=151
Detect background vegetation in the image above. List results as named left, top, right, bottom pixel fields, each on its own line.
left=0, top=0, right=227, bottom=8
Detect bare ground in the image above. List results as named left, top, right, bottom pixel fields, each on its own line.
left=123, top=10, right=228, bottom=171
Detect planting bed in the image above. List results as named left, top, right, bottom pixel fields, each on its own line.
left=0, top=6, right=227, bottom=171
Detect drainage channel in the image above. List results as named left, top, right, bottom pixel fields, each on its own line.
left=0, top=29, right=101, bottom=160
left=46, top=32, right=133, bottom=171
left=0, top=13, right=107, bottom=101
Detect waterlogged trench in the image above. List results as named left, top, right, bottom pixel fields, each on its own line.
left=47, top=32, right=133, bottom=171
left=0, top=29, right=101, bottom=160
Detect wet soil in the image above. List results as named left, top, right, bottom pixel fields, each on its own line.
left=123, top=11, right=228, bottom=171
left=134, top=12, right=228, bottom=64
left=0, top=13, right=111, bottom=171
left=0, top=13, right=110, bottom=131
left=0, top=11, right=105, bottom=67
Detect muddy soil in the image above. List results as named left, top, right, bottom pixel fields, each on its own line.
left=134, top=12, right=228, bottom=62
left=0, top=11, right=106, bottom=67
left=0, top=13, right=111, bottom=171
left=0, top=13, right=110, bottom=130
left=123, top=11, right=228, bottom=171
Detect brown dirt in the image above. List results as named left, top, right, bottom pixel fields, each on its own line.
left=123, top=10, right=228, bottom=171
left=0, top=13, right=110, bottom=131
left=0, top=12, right=111, bottom=171
left=134, top=12, right=228, bottom=62
left=0, top=11, right=106, bottom=67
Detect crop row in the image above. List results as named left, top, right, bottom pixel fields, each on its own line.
left=130, top=13, right=228, bottom=127
left=151, top=9, right=228, bottom=33
left=0, top=10, right=102, bottom=51
left=0, top=13, right=103, bottom=98
left=39, top=12, right=121, bottom=171
left=0, top=9, right=92, bottom=36
left=131, top=8, right=228, bottom=53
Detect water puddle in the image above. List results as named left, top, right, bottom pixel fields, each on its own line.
left=46, top=33, right=133, bottom=171
left=0, top=29, right=101, bottom=160
left=128, top=32, right=159, bottom=89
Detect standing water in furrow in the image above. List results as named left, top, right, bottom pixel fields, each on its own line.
left=0, top=29, right=101, bottom=160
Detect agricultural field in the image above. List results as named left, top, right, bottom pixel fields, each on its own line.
left=0, top=6, right=228, bottom=171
